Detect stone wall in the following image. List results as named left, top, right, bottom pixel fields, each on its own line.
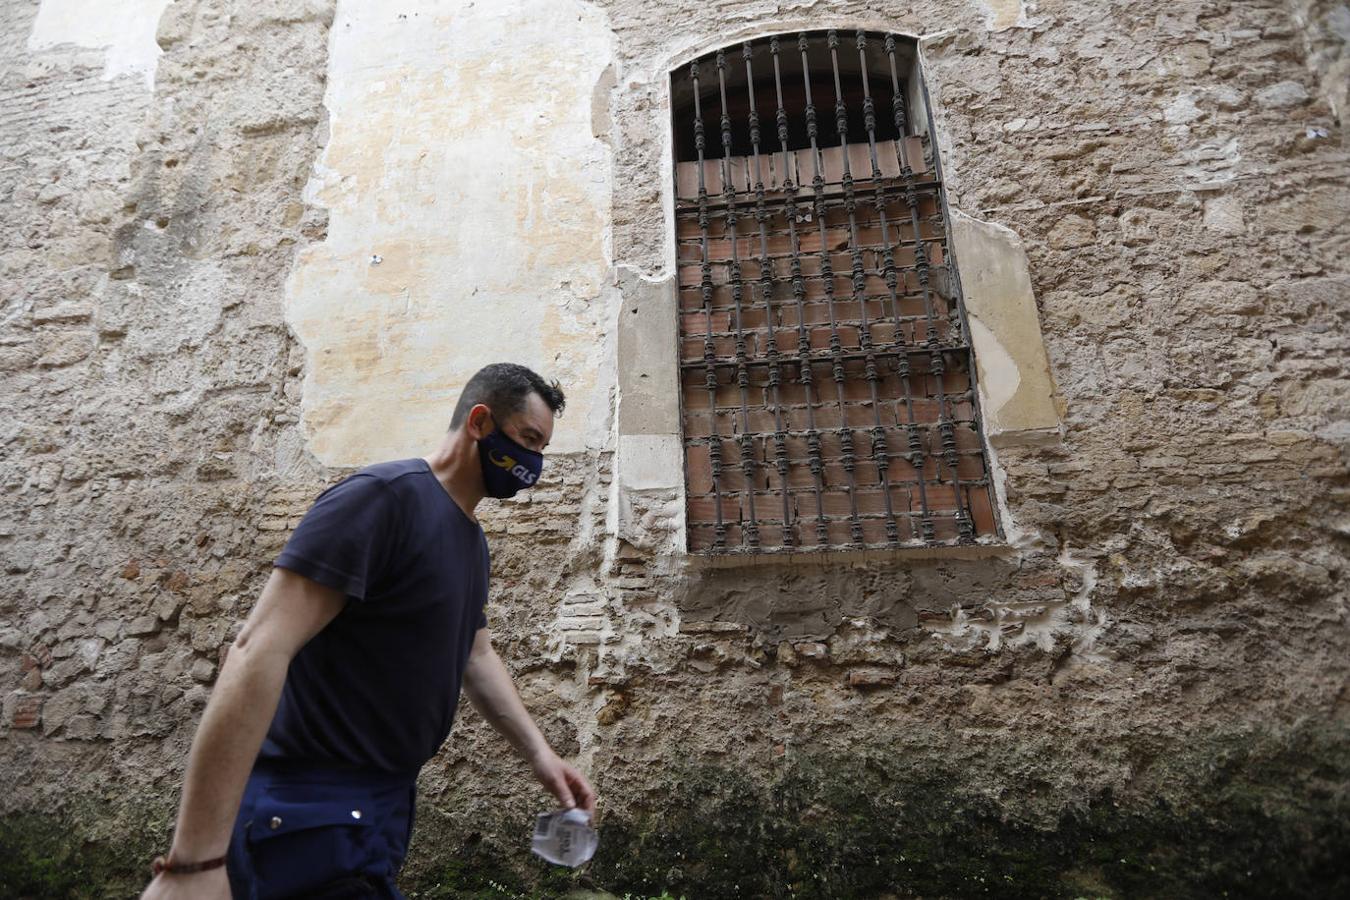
left=1, top=1, right=1347, bottom=897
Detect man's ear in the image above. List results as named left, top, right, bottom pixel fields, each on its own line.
left=466, top=403, right=494, bottom=440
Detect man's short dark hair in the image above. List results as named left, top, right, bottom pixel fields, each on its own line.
left=449, top=363, right=566, bottom=429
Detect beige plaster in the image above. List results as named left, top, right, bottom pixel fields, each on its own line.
left=614, top=268, right=682, bottom=492
left=950, top=209, right=1062, bottom=445
left=978, top=0, right=1028, bottom=32
left=288, top=0, right=615, bottom=465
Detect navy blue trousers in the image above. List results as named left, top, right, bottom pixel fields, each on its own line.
left=227, top=760, right=417, bottom=900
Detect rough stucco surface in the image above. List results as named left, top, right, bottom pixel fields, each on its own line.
left=1, top=0, right=1348, bottom=896
left=289, top=0, right=617, bottom=463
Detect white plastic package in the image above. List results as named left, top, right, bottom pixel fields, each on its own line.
left=530, top=808, right=598, bottom=867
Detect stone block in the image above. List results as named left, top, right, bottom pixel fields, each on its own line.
left=35, top=331, right=93, bottom=367
left=1202, top=197, right=1246, bottom=235
left=1255, top=80, right=1310, bottom=108
left=190, top=658, right=217, bottom=683
left=42, top=657, right=88, bottom=688
left=96, top=639, right=141, bottom=678
left=41, top=687, right=84, bottom=736
left=64, top=715, right=98, bottom=741
left=793, top=642, right=829, bottom=661
left=126, top=616, right=160, bottom=636
left=32, top=302, right=93, bottom=324
left=1047, top=214, right=1096, bottom=249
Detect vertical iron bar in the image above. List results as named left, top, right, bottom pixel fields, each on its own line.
left=885, top=37, right=972, bottom=542
left=772, top=36, right=829, bottom=546
left=744, top=40, right=795, bottom=548
left=715, top=49, right=760, bottom=550
left=858, top=30, right=921, bottom=544
left=832, top=30, right=899, bottom=546
left=691, top=61, right=727, bottom=550
left=801, top=32, right=864, bottom=547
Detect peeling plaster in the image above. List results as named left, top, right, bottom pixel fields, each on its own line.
left=288, top=0, right=617, bottom=464
left=27, top=0, right=172, bottom=88
left=978, top=0, right=1029, bottom=32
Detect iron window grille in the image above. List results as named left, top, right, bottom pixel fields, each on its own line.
left=671, top=30, right=1000, bottom=554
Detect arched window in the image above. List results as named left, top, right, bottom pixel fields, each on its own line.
left=672, top=30, right=998, bottom=554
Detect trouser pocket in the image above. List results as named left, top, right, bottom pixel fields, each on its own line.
left=245, top=784, right=379, bottom=900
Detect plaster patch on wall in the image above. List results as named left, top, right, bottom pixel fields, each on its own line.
left=977, top=0, right=1027, bottom=32
left=288, top=0, right=616, bottom=464
left=950, top=209, right=1062, bottom=445
left=27, top=0, right=172, bottom=88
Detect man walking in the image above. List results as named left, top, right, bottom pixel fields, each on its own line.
left=141, top=363, right=596, bottom=899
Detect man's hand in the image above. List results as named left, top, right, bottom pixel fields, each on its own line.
left=140, top=867, right=230, bottom=900
left=529, top=747, right=598, bottom=815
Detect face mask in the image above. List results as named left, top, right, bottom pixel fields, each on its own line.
left=477, top=423, right=543, bottom=499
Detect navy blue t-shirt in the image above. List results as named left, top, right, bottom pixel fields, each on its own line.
left=260, top=458, right=489, bottom=774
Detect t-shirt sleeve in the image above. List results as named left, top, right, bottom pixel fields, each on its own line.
left=275, top=474, right=398, bottom=601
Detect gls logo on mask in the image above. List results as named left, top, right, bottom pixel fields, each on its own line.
left=477, top=425, right=544, bottom=499
left=487, top=450, right=539, bottom=487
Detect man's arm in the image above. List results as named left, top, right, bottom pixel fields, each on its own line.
left=462, top=628, right=597, bottom=814
left=140, top=568, right=347, bottom=899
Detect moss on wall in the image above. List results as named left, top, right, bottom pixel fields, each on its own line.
left=0, top=813, right=148, bottom=900
left=1, top=724, right=1345, bottom=898
left=405, top=723, right=1349, bottom=899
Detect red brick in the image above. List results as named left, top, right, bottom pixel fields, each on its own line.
left=847, top=670, right=898, bottom=689
left=11, top=695, right=41, bottom=730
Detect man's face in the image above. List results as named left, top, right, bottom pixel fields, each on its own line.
left=489, top=392, right=553, bottom=454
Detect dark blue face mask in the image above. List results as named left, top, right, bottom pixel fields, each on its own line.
left=477, top=424, right=543, bottom=499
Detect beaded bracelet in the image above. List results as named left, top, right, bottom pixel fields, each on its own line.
left=151, top=854, right=227, bottom=877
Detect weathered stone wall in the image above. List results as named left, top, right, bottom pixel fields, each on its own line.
left=0, top=0, right=336, bottom=851
left=1, top=1, right=1347, bottom=897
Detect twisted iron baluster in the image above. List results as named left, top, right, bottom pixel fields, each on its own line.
left=832, top=30, right=899, bottom=546
left=743, top=41, right=794, bottom=548
left=857, top=30, right=924, bottom=544
left=885, top=36, right=972, bottom=542
left=772, top=35, right=828, bottom=547
left=802, top=32, right=864, bottom=547
left=715, top=48, right=759, bottom=550
left=691, top=61, right=727, bottom=550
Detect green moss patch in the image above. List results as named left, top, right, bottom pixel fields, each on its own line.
left=407, top=724, right=1350, bottom=899
left=3, top=724, right=1345, bottom=899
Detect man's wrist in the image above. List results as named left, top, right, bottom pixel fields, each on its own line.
left=165, top=835, right=230, bottom=867
left=523, top=740, right=555, bottom=765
